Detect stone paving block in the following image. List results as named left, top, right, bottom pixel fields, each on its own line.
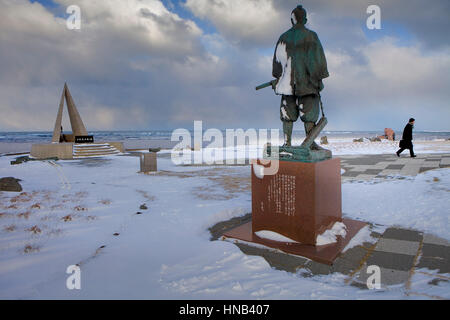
left=382, top=228, right=423, bottom=242
left=375, top=238, right=420, bottom=256
left=421, top=162, right=440, bottom=167
left=332, top=246, right=368, bottom=275
left=342, top=158, right=385, bottom=166
left=342, top=171, right=363, bottom=177
left=355, top=174, right=378, bottom=180
left=332, top=257, right=359, bottom=275
left=424, top=158, right=441, bottom=162
left=356, top=264, right=410, bottom=286
left=419, top=167, right=438, bottom=173
left=416, top=256, right=450, bottom=274
left=421, top=243, right=450, bottom=261
left=346, top=165, right=372, bottom=172
left=370, top=163, right=391, bottom=169
left=366, top=251, right=415, bottom=271
left=385, top=164, right=405, bottom=170
left=379, top=169, right=402, bottom=176
left=400, top=165, right=421, bottom=176
left=304, top=260, right=332, bottom=275
left=423, top=234, right=450, bottom=246
left=341, top=246, right=369, bottom=263
left=364, top=169, right=383, bottom=175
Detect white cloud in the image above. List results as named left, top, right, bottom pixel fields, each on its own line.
left=185, top=0, right=286, bottom=46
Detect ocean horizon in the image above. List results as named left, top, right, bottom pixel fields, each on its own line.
left=1, top=130, right=449, bottom=144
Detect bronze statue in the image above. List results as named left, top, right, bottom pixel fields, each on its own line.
left=257, top=5, right=331, bottom=162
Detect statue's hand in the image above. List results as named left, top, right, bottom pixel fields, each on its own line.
left=271, top=79, right=279, bottom=90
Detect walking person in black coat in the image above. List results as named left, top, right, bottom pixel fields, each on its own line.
left=396, top=118, right=416, bottom=157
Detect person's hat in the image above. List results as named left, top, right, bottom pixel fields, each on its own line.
left=409, top=118, right=415, bottom=122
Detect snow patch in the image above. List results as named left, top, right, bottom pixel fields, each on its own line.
left=316, top=222, right=347, bottom=246
left=253, top=163, right=265, bottom=179
left=275, top=42, right=293, bottom=95
left=281, top=107, right=290, bottom=120
left=255, top=230, right=299, bottom=243
left=342, top=225, right=375, bottom=252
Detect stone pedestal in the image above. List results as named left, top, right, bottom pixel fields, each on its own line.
left=252, top=158, right=342, bottom=245
left=140, top=153, right=157, bottom=173
left=223, top=157, right=366, bottom=264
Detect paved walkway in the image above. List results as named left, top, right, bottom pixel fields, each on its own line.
left=340, top=153, right=450, bottom=180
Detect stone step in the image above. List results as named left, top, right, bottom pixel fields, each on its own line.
left=73, top=145, right=112, bottom=150
left=72, top=143, right=121, bottom=158
left=74, top=148, right=118, bottom=153
left=73, top=150, right=120, bottom=156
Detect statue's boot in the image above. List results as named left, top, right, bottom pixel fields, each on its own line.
left=283, top=121, right=293, bottom=147
left=304, top=122, right=325, bottom=151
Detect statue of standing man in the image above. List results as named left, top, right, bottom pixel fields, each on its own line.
left=272, top=5, right=329, bottom=148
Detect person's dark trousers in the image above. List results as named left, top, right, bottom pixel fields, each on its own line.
left=397, top=141, right=415, bottom=157
left=397, top=146, right=415, bottom=157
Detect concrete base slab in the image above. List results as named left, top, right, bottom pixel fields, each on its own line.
left=223, top=218, right=367, bottom=265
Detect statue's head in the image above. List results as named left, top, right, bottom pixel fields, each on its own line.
left=291, top=5, right=307, bottom=26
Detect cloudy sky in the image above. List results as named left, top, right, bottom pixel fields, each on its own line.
left=0, top=0, right=449, bottom=132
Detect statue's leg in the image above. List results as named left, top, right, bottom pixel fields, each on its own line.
left=280, top=95, right=299, bottom=146
left=299, top=94, right=322, bottom=150
left=283, top=122, right=293, bottom=146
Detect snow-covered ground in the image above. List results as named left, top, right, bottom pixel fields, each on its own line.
left=0, top=143, right=449, bottom=299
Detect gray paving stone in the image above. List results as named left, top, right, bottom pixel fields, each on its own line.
left=416, top=256, right=450, bottom=274
left=421, top=243, right=450, bottom=260
left=423, top=234, right=450, bottom=246
left=354, top=174, right=378, bottom=180
left=386, top=164, right=405, bottom=170
left=400, top=165, right=421, bottom=176
left=375, top=238, right=420, bottom=256
left=304, top=260, right=332, bottom=275
left=419, top=167, right=437, bottom=173
left=364, top=169, right=383, bottom=175
left=382, top=228, right=423, bottom=242
left=366, top=251, right=415, bottom=271
left=340, top=246, right=369, bottom=263
left=331, top=246, right=368, bottom=275
left=342, top=157, right=386, bottom=166
left=332, top=257, right=359, bottom=275
left=342, top=171, right=362, bottom=177
left=356, top=264, right=410, bottom=286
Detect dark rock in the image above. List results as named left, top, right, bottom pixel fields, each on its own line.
left=139, top=204, right=148, bottom=210
left=148, top=148, right=161, bottom=153
left=353, top=138, right=364, bottom=143
left=136, top=211, right=143, bottom=215
left=370, top=137, right=381, bottom=142
left=320, top=136, right=328, bottom=145
left=0, top=177, right=23, bottom=192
